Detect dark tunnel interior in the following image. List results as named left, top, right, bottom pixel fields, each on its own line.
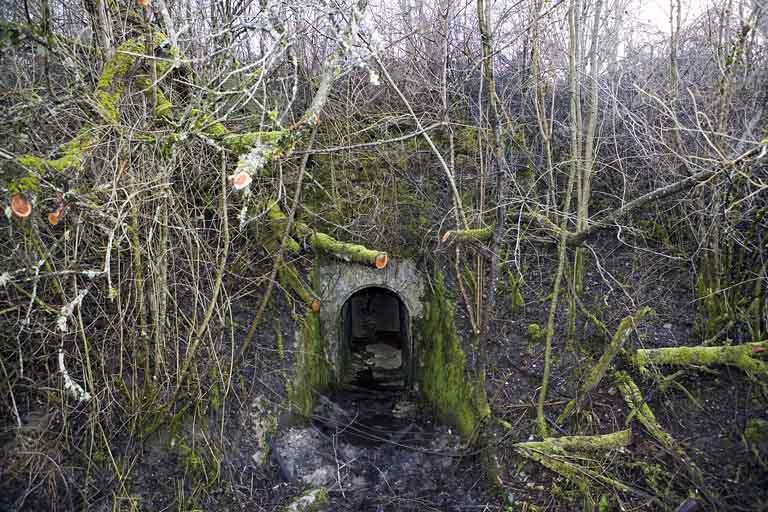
left=340, top=287, right=410, bottom=391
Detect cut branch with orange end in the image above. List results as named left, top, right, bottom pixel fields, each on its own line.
left=10, top=194, right=31, bottom=218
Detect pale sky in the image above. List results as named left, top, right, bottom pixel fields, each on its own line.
left=633, top=0, right=710, bottom=33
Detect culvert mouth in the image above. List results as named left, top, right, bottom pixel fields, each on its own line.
left=340, top=286, right=411, bottom=391
left=310, top=286, right=421, bottom=448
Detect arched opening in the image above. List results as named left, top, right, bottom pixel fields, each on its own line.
left=339, top=286, right=412, bottom=391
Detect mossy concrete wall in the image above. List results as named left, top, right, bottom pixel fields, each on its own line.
left=416, top=272, right=490, bottom=438
left=314, top=258, right=425, bottom=383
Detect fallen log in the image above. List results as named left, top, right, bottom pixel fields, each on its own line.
left=634, top=341, right=768, bottom=376
left=262, top=202, right=388, bottom=269
left=440, top=225, right=494, bottom=244
left=614, top=371, right=675, bottom=449
left=515, top=430, right=634, bottom=494
left=557, top=307, right=653, bottom=424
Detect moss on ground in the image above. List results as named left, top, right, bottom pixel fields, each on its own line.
left=744, top=418, right=768, bottom=445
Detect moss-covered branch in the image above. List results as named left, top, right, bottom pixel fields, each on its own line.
left=301, top=229, right=388, bottom=268
left=14, top=33, right=172, bottom=176
left=16, top=129, right=94, bottom=173
left=261, top=202, right=388, bottom=269
left=557, top=307, right=653, bottom=424
left=95, top=33, right=171, bottom=123
left=440, top=225, right=494, bottom=244
left=614, top=371, right=675, bottom=449
left=515, top=430, right=633, bottom=493
left=634, top=341, right=768, bottom=376
left=276, top=259, right=318, bottom=307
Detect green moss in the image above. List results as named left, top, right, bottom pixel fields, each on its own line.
left=276, top=261, right=316, bottom=306
left=7, top=174, right=40, bottom=193
left=418, top=271, right=490, bottom=439
left=135, top=76, right=174, bottom=120
left=451, top=125, right=487, bottom=155
left=288, top=311, right=332, bottom=416
left=92, top=450, right=107, bottom=464
left=462, top=263, right=477, bottom=299
left=177, top=440, right=205, bottom=476
left=527, top=323, right=546, bottom=342
left=744, top=418, right=768, bottom=445
left=284, top=487, right=329, bottom=512
left=634, top=342, right=768, bottom=376
left=187, top=109, right=227, bottom=137
left=515, top=430, right=633, bottom=495
left=16, top=129, right=93, bottom=173
left=614, top=371, right=676, bottom=449
left=506, top=270, right=524, bottom=312
left=95, top=33, right=168, bottom=123
left=558, top=307, right=653, bottom=424
left=221, top=130, right=288, bottom=154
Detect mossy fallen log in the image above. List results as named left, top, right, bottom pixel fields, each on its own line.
left=261, top=202, right=388, bottom=269
left=634, top=341, right=768, bottom=376
left=614, top=371, right=675, bottom=449
left=515, top=430, right=634, bottom=494
left=301, top=230, right=388, bottom=269
left=440, top=211, right=563, bottom=245
left=557, top=307, right=653, bottom=424
left=440, top=225, right=494, bottom=244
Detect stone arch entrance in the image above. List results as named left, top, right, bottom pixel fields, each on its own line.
left=340, top=286, right=411, bottom=389
left=315, top=259, right=425, bottom=386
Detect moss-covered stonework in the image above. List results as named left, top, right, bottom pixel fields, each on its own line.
left=315, top=259, right=424, bottom=382
left=288, top=311, right=332, bottom=416
left=418, top=271, right=490, bottom=438
left=300, top=130, right=438, bottom=258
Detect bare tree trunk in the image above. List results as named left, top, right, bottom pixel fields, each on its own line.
left=477, top=0, right=512, bottom=368
left=537, top=0, right=581, bottom=439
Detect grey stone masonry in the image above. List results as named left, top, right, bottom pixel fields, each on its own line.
left=314, top=258, right=425, bottom=382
